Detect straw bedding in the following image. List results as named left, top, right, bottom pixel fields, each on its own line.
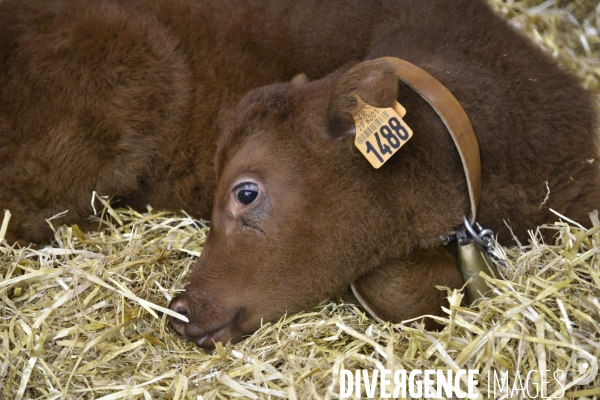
left=1, top=0, right=600, bottom=398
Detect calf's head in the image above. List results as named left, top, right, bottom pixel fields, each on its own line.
left=169, top=59, right=434, bottom=347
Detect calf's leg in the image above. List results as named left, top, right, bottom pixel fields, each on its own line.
left=347, top=247, right=464, bottom=329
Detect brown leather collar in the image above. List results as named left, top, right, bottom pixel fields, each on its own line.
left=381, top=56, right=481, bottom=223
left=350, top=56, right=481, bottom=322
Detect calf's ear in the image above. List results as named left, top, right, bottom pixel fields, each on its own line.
left=290, top=72, right=310, bottom=85
left=326, top=59, right=399, bottom=140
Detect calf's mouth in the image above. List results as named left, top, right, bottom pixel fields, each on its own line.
left=169, top=296, right=246, bottom=349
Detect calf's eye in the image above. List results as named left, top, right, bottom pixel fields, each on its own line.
left=234, top=182, right=259, bottom=205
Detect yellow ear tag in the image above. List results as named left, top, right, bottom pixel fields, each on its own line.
left=352, top=94, right=413, bottom=169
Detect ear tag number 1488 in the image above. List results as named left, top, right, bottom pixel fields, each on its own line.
left=352, top=94, right=413, bottom=169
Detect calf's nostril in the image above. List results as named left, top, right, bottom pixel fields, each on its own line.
left=175, top=306, right=189, bottom=318
left=169, top=298, right=190, bottom=320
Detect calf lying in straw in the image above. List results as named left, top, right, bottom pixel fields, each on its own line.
left=0, top=0, right=598, bottom=346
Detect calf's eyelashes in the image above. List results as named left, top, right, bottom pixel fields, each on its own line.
left=233, top=182, right=260, bottom=205
left=228, top=178, right=267, bottom=220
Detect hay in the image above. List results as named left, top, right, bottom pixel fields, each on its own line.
left=4, top=204, right=600, bottom=399
left=1, top=1, right=600, bottom=398
left=488, top=0, right=600, bottom=94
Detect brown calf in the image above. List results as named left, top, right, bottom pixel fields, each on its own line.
left=0, top=0, right=598, bottom=347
